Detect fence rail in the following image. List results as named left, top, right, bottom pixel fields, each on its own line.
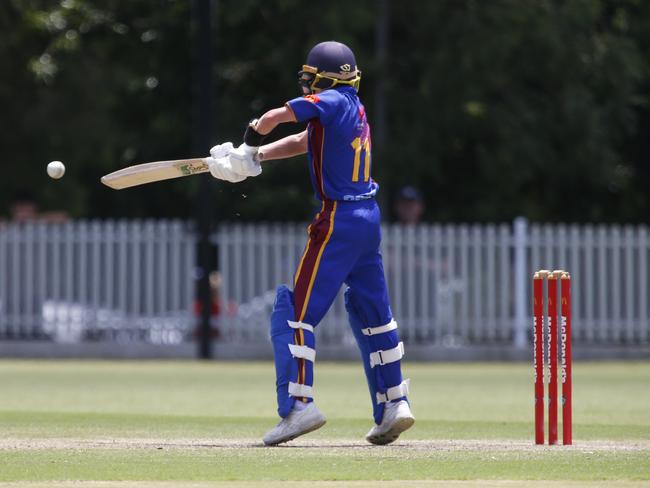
left=0, top=220, right=195, bottom=344
left=0, top=219, right=648, bottom=348
left=217, top=219, right=650, bottom=346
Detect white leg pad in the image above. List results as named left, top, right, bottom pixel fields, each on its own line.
left=288, top=344, right=316, bottom=362
left=361, top=319, right=398, bottom=336
left=376, top=379, right=410, bottom=404
left=369, top=342, right=404, bottom=368
left=288, top=320, right=314, bottom=333
left=288, top=382, right=314, bottom=398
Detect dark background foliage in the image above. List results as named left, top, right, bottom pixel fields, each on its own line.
left=1, top=0, right=648, bottom=223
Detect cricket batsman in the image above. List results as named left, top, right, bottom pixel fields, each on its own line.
left=207, top=41, right=414, bottom=446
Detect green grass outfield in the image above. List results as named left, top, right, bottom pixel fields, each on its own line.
left=0, top=360, right=649, bottom=487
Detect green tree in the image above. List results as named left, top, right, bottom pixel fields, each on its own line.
left=386, top=0, right=647, bottom=222
left=1, top=0, right=648, bottom=223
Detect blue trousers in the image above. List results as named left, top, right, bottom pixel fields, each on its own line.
left=294, top=199, right=392, bottom=327
left=271, top=198, right=407, bottom=423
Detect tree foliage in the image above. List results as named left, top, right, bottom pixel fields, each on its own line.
left=0, top=0, right=648, bottom=223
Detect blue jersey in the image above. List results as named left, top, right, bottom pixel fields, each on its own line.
left=286, top=86, right=378, bottom=202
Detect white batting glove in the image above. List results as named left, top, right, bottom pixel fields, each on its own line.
left=228, top=143, right=262, bottom=177
left=209, top=141, right=234, bottom=159
left=206, top=156, right=247, bottom=183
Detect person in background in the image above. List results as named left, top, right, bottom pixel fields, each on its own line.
left=394, top=186, right=425, bottom=225
left=9, top=198, right=69, bottom=224
left=10, top=200, right=39, bottom=223
left=193, top=271, right=221, bottom=340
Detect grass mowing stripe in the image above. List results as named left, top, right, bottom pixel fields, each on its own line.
left=3, top=483, right=650, bottom=488
left=2, top=411, right=649, bottom=442
left=1, top=448, right=649, bottom=482
left=1, top=361, right=648, bottom=482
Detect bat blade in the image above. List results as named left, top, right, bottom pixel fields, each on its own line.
left=101, top=158, right=210, bottom=190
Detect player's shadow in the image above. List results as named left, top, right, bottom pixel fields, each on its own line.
left=152, top=441, right=415, bottom=449
left=218, top=442, right=408, bottom=449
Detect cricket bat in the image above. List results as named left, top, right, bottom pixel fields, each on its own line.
left=101, top=158, right=210, bottom=190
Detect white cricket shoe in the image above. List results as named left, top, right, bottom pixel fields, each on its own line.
left=365, top=400, right=415, bottom=445
left=263, top=402, right=326, bottom=446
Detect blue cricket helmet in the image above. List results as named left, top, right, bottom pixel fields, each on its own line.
left=298, top=41, right=361, bottom=94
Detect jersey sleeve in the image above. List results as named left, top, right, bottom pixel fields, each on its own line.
left=286, top=90, right=342, bottom=125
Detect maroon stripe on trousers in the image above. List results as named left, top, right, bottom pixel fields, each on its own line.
left=293, top=199, right=335, bottom=322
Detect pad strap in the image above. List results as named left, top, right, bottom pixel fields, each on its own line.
left=287, top=320, right=314, bottom=333
left=288, top=344, right=316, bottom=362
left=288, top=382, right=313, bottom=398
left=361, top=319, right=398, bottom=336
left=369, top=342, right=404, bottom=368
left=376, top=379, right=410, bottom=404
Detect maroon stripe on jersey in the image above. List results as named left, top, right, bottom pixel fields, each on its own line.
left=309, top=120, right=325, bottom=200
left=293, top=199, right=335, bottom=322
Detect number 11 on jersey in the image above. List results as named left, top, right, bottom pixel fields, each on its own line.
left=351, top=137, right=371, bottom=182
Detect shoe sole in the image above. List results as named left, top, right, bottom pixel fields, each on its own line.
left=366, top=416, right=415, bottom=446
left=263, top=418, right=327, bottom=446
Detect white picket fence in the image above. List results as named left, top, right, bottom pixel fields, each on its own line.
left=0, top=221, right=195, bottom=344
left=0, top=219, right=649, bottom=347
left=217, top=219, right=650, bottom=346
